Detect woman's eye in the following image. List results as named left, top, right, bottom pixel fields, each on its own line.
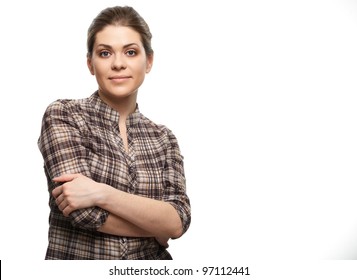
left=126, top=50, right=137, bottom=56
left=99, top=51, right=111, bottom=57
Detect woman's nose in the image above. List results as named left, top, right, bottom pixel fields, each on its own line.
left=111, top=54, right=126, bottom=70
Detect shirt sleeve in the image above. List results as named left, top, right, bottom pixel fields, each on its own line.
left=162, top=129, right=191, bottom=235
left=38, top=100, right=109, bottom=230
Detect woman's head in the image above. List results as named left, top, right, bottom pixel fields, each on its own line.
left=87, top=6, right=153, bottom=58
left=86, top=6, right=154, bottom=109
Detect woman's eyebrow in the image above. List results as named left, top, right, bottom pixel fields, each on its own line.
left=96, top=43, right=113, bottom=49
left=96, top=43, right=139, bottom=49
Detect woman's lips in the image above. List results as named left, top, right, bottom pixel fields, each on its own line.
left=109, top=75, right=131, bottom=82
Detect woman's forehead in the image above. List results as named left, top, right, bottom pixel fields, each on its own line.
left=94, top=25, right=143, bottom=48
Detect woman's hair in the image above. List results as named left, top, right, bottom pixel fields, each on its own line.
left=87, top=6, right=153, bottom=58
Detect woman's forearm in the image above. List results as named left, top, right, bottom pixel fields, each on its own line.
left=52, top=174, right=183, bottom=239
left=97, top=183, right=183, bottom=239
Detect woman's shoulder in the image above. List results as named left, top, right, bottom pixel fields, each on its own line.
left=140, top=113, right=169, bottom=132
left=43, top=95, right=93, bottom=116
left=139, top=113, right=178, bottom=142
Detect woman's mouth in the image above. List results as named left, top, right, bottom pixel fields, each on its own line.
left=109, top=75, right=132, bottom=82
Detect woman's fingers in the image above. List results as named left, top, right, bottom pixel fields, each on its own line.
left=52, top=181, right=72, bottom=216
left=54, top=192, right=72, bottom=216
left=52, top=174, right=78, bottom=215
left=52, top=185, right=62, bottom=198
left=155, top=236, right=169, bottom=248
left=53, top=173, right=80, bottom=183
left=51, top=173, right=98, bottom=216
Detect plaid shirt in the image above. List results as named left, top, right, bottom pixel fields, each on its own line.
left=38, top=91, right=191, bottom=260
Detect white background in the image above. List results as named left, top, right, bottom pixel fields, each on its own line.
left=1, top=0, right=357, bottom=279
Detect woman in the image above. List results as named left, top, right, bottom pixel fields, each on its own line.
left=38, top=6, right=191, bottom=260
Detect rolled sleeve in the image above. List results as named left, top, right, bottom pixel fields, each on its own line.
left=162, top=130, right=191, bottom=235
left=38, top=100, right=109, bottom=230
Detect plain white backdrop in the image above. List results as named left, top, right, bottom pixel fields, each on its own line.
left=1, top=0, right=357, bottom=279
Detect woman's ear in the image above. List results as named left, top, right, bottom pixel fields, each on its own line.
left=146, top=53, right=154, bottom=73
left=87, top=56, right=95, bottom=75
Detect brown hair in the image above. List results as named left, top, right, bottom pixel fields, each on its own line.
left=87, top=6, right=153, bottom=58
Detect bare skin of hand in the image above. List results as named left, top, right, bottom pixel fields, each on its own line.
left=155, top=236, right=169, bottom=248
left=52, top=174, right=103, bottom=217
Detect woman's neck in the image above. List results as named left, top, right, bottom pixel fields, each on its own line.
left=98, top=90, right=138, bottom=122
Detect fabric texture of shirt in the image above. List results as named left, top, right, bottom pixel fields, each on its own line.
left=38, top=91, right=191, bottom=260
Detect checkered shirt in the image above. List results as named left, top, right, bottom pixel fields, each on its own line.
left=38, top=91, right=191, bottom=259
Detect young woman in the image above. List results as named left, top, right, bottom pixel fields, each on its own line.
left=38, top=6, right=191, bottom=260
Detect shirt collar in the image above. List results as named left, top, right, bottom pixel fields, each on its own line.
left=89, top=91, right=141, bottom=127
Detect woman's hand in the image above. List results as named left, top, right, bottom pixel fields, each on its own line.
left=155, top=236, right=169, bottom=248
left=52, top=174, right=103, bottom=217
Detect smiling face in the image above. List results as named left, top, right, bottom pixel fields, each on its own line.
left=87, top=25, right=153, bottom=106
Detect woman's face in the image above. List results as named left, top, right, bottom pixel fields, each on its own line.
left=88, top=25, right=153, bottom=102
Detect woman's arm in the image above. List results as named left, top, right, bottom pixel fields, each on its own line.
left=53, top=173, right=183, bottom=239
left=39, top=101, right=168, bottom=239
left=51, top=127, right=190, bottom=240
left=98, top=181, right=183, bottom=239
left=38, top=101, right=108, bottom=230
